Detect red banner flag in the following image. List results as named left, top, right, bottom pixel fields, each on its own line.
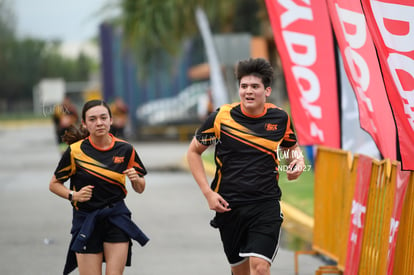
left=360, top=0, right=414, bottom=171
left=264, top=0, right=340, bottom=148
left=326, top=0, right=396, bottom=161
left=344, top=155, right=372, bottom=275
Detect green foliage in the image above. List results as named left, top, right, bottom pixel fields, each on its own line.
left=0, top=0, right=96, bottom=106
left=113, top=0, right=266, bottom=67
left=0, top=38, right=96, bottom=101
left=0, top=0, right=15, bottom=38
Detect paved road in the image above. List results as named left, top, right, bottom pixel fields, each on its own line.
left=0, top=123, right=325, bottom=274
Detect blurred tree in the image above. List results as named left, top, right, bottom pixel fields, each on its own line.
left=0, top=37, right=95, bottom=103
left=0, top=0, right=15, bottom=39
left=0, top=0, right=96, bottom=111
left=111, top=0, right=271, bottom=66
left=0, top=0, right=20, bottom=103
left=109, top=0, right=286, bottom=103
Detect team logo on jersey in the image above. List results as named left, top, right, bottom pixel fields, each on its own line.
left=113, top=156, right=125, bottom=164
left=265, top=123, right=278, bottom=131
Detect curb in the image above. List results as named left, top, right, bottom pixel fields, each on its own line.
left=0, top=119, right=51, bottom=129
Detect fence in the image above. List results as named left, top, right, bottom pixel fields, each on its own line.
left=295, top=146, right=414, bottom=274
left=393, top=171, right=414, bottom=274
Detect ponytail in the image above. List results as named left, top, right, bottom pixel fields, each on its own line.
left=61, top=125, right=89, bottom=145
left=62, top=99, right=111, bottom=144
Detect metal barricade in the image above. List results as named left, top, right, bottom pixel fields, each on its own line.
left=393, top=172, right=414, bottom=275
left=358, top=159, right=394, bottom=275
left=295, top=147, right=414, bottom=275
left=295, top=146, right=356, bottom=274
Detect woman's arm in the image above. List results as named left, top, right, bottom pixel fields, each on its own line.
left=124, top=168, right=145, bottom=193
left=49, top=175, right=93, bottom=202
left=49, top=175, right=72, bottom=200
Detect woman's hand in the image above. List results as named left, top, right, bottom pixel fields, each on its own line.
left=124, top=168, right=145, bottom=193
left=123, top=168, right=139, bottom=182
left=74, top=185, right=94, bottom=202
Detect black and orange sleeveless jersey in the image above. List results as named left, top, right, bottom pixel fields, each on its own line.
left=54, top=135, right=147, bottom=212
left=195, top=103, right=297, bottom=206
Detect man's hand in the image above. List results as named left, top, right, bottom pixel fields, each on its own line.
left=205, top=190, right=231, bottom=213
left=286, top=158, right=305, bottom=181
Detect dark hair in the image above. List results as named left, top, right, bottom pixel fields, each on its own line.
left=81, top=99, right=112, bottom=121
left=62, top=100, right=112, bottom=145
left=235, top=58, right=274, bottom=88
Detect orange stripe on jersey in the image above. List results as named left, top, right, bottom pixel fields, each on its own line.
left=70, top=141, right=105, bottom=167
left=56, top=165, right=73, bottom=179
left=199, top=130, right=217, bottom=144
left=78, top=165, right=127, bottom=194
left=127, top=149, right=145, bottom=176
left=221, top=129, right=278, bottom=163
left=76, top=159, right=126, bottom=185
left=70, top=141, right=127, bottom=191
left=221, top=123, right=279, bottom=156
left=56, top=149, right=77, bottom=181
left=283, top=115, right=296, bottom=142
left=202, top=128, right=215, bottom=134
left=214, top=156, right=223, bottom=192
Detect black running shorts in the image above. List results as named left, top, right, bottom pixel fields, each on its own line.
left=211, top=200, right=284, bottom=266
left=77, top=218, right=130, bottom=254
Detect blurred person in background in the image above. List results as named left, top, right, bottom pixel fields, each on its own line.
left=187, top=58, right=305, bottom=275
left=109, top=97, right=129, bottom=139
left=53, top=95, right=79, bottom=153
left=49, top=99, right=149, bottom=275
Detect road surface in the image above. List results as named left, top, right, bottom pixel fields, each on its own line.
left=0, top=122, right=325, bottom=274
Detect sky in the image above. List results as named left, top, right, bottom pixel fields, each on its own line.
left=12, top=0, right=119, bottom=58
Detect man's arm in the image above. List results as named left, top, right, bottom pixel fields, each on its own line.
left=279, top=143, right=306, bottom=181
left=187, top=137, right=230, bottom=213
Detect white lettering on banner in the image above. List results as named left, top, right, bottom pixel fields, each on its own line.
left=351, top=200, right=366, bottom=228
left=310, top=122, right=324, bottom=141
left=344, top=48, right=373, bottom=111
left=389, top=217, right=399, bottom=244
left=296, top=67, right=325, bottom=141
left=294, top=66, right=321, bottom=118
left=336, top=6, right=367, bottom=49
left=388, top=53, right=414, bottom=130
left=371, top=1, right=414, bottom=52
left=279, top=0, right=312, bottom=28
left=335, top=4, right=376, bottom=128
left=284, top=31, right=316, bottom=66
left=278, top=0, right=324, bottom=142
left=344, top=47, right=370, bottom=94
left=351, top=232, right=358, bottom=244
left=370, top=1, right=414, bottom=132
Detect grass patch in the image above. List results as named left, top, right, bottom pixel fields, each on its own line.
left=202, top=148, right=314, bottom=217
left=279, top=164, right=314, bottom=217
left=0, top=112, right=46, bottom=120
